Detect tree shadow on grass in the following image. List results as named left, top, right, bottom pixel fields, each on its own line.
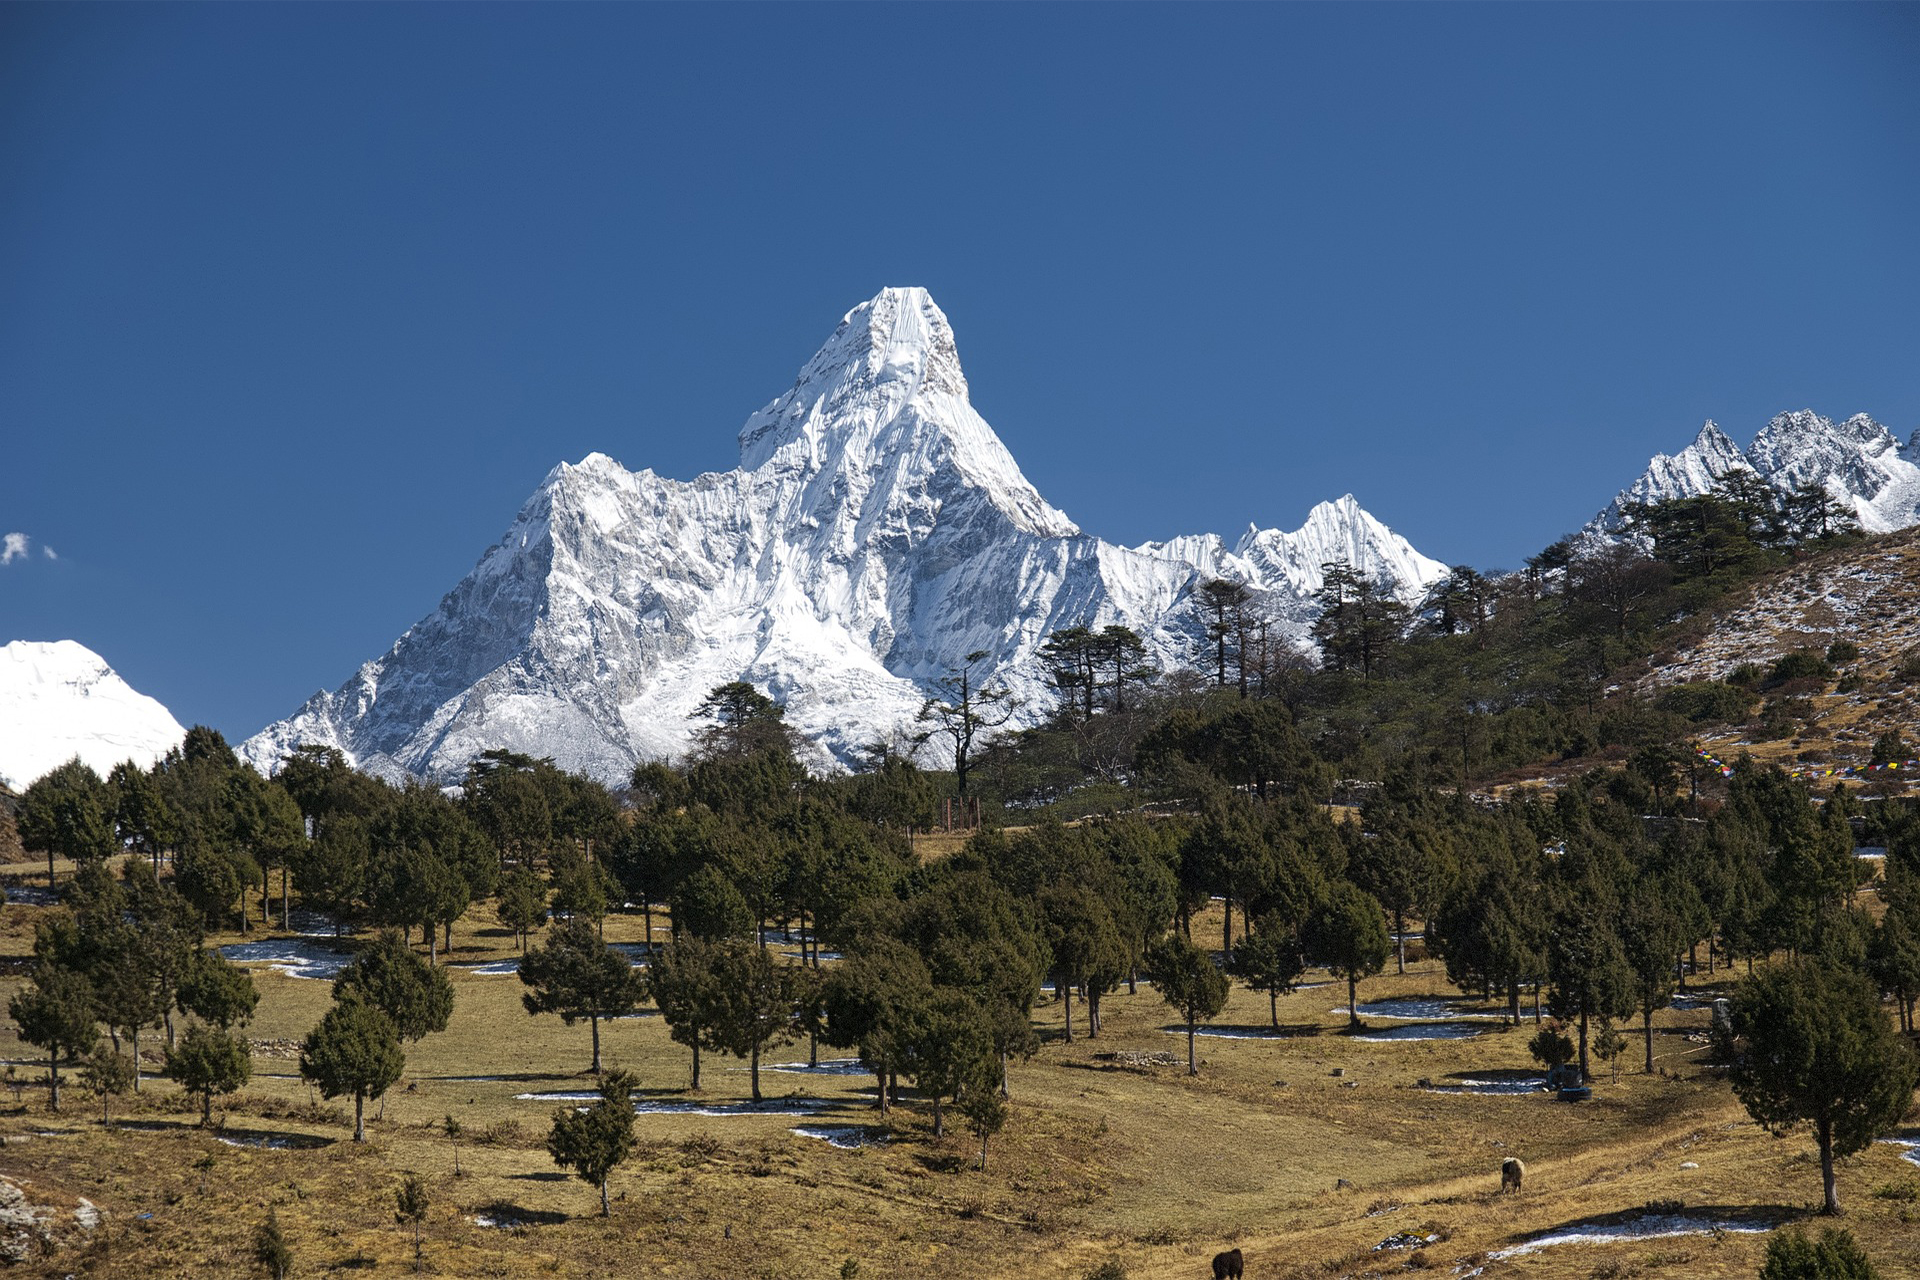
left=1158, top=1022, right=1322, bottom=1039
left=507, top=1170, right=570, bottom=1182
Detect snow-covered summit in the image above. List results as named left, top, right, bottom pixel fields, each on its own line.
left=242, top=287, right=1448, bottom=783
left=1595, top=410, right=1920, bottom=534
left=0, top=640, right=186, bottom=789
left=737, top=287, right=1077, bottom=539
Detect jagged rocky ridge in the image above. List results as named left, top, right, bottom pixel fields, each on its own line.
left=1594, top=412, right=1920, bottom=534
left=242, top=288, right=1447, bottom=783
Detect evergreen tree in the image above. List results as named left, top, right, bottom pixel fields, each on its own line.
left=1230, top=912, right=1307, bottom=1028
left=395, top=1172, right=430, bottom=1269
left=705, top=937, right=797, bottom=1102
left=165, top=1022, right=252, bottom=1125
left=296, top=814, right=370, bottom=935
left=1620, top=877, right=1688, bottom=1073
left=547, top=1069, right=637, bottom=1217
left=177, top=948, right=261, bottom=1029
left=692, top=681, right=795, bottom=762
left=1147, top=931, right=1229, bottom=1075
left=9, top=964, right=97, bottom=1111
left=17, top=757, right=115, bottom=891
left=649, top=935, right=725, bottom=1089
left=518, top=918, right=645, bottom=1073
left=904, top=989, right=993, bottom=1138
left=1760, top=1225, right=1883, bottom=1280
left=334, top=929, right=454, bottom=1044
left=495, top=864, right=550, bottom=953
left=300, top=992, right=405, bottom=1142
left=1730, top=962, right=1919, bottom=1214
left=1304, top=882, right=1391, bottom=1030
left=822, top=937, right=934, bottom=1116
left=80, top=1041, right=134, bottom=1125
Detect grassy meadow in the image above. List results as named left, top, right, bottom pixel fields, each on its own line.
left=1, top=862, right=1916, bottom=1280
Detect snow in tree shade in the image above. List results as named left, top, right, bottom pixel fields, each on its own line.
left=242, top=288, right=1446, bottom=784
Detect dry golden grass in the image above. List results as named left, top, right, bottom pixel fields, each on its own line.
left=0, top=891, right=1916, bottom=1278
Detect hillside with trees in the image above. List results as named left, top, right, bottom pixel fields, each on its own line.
left=0, top=492, right=1916, bottom=1276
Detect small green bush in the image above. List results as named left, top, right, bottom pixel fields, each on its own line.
left=1759, top=1225, right=1881, bottom=1280
left=1826, top=640, right=1860, bottom=665
left=1656, top=681, right=1759, bottom=725
left=1769, top=650, right=1834, bottom=685
left=1084, top=1262, right=1129, bottom=1280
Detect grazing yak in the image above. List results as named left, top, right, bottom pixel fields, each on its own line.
left=1212, top=1248, right=1244, bottom=1279
left=1500, top=1157, right=1525, bottom=1192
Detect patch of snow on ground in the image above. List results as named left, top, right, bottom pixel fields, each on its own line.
left=457, top=960, right=522, bottom=975
left=1352, top=1022, right=1486, bottom=1042
left=218, top=939, right=352, bottom=980
left=1161, top=1026, right=1285, bottom=1040
left=1490, top=1214, right=1773, bottom=1259
left=790, top=1125, right=886, bottom=1149
left=514, top=1092, right=838, bottom=1117
left=1, top=886, right=59, bottom=906
left=217, top=1135, right=293, bottom=1149
left=1422, top=1076, right=1546, bottom=1095
left=759, top=1059, right=867, bottom=1076
left=1334, top=998, right=1505, bottom=1021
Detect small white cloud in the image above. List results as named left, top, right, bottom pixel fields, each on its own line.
left=1, top=532, right=27, bottom=565
left=41, top=545, right=57, bottom=560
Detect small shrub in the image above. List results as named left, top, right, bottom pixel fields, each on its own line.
left=1656, top=681, right=1759, bottom=725
left=1871, top=730, right=1912, bottom=767
left=1528, top=1023, right=1575, bottom=1071
left=1085, top=1262, right=1129, bottom=1280
left=1897, top=649, right=1920, bottom=684
left=1769, top=650, right=1834, bottom=685
left=1827, top=640, right=1860, bottom=665
left=1727, top=662, right=1766, bottom=689
left=1759, top=1224, right=1882, bottom=1280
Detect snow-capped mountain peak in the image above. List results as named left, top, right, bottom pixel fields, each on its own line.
left=737, top=287, right=1076, bottom=540
left=243, top=287, right=1448, bottom=783
left=0, top=640, right=186, bottom=790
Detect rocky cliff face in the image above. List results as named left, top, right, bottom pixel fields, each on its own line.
left=242, top=288, right=1447, bottom=783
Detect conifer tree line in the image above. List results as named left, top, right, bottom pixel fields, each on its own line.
left=5, top=482, right=1914, bottom=1204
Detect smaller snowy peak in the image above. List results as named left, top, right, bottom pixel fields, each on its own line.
left=1592, top=409, right=1920, bottom=537
left=1598, top=420, right=1751, bottom=528
left=0, top=640, right=186, bottom=789
left=1240, top=495, right=1449, bottom=604
left=1138, top=496, right=1447, bottom=606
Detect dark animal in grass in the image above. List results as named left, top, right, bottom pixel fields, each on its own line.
left=1212, top=1248, right=1244, bottom=1279
left=1500, top=1157, right=1524, bottom=1192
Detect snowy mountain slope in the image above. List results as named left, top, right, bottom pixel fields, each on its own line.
left=0, top=640, right=187, bottom=789
left=1596, top=411, right=1920, bottom=533
left=242, top=287, right=1447, bottom=783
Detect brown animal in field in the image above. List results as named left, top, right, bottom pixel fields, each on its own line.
left=1500, top=1156, right=1524, bottom=1192
left=1211, top=1248, right=1244, bottom=1280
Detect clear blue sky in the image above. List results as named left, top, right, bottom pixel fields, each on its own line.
left=3, top=3, right=1917, bottom=740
